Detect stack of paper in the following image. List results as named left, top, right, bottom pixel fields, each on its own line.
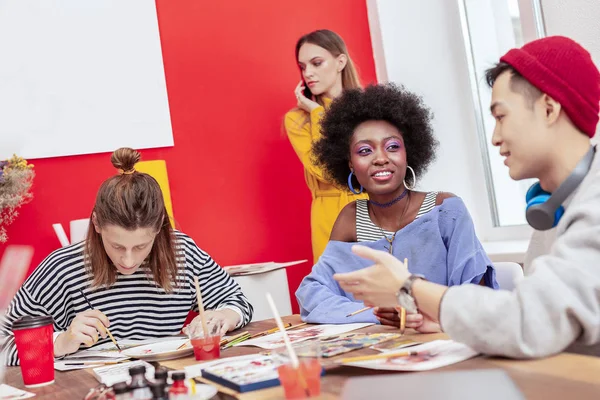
left=93, top=360, right=155, bottom=386
left=223, top=260, right=306, bottom=276
left=342, top=340, right=479, bottom=371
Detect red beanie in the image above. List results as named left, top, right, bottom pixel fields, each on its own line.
left=500, top=36, right=600, bottom=138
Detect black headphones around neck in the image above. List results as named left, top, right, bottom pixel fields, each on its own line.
left=525, top=145, right=596, bottom=231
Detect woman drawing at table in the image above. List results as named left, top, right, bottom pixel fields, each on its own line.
left=0, top=148, right=253, bottom=366
left=296, top=84, right=497, bottom=330
left=284, top=29, right=368, bottom=263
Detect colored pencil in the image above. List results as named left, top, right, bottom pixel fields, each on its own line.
left=248, top=323, right=291, bottom=339
left=340, top=349, right=424, bottom=364
left=286, top=322, right=308, bottom=331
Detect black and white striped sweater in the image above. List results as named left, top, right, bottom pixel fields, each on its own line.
left=1, top=231, right=253, bottom=366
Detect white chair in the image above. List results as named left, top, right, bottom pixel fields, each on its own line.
left=232, top=269, right=292, bottom=322
left=494, top=262, right=524, bottom=291
left=69, top=218, right=90, bottom=243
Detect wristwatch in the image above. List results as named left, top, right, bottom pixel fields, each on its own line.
left=396, top=274, right=426, bottom=314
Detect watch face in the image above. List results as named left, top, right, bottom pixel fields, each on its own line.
left=397, top=292, right=418, bottom=314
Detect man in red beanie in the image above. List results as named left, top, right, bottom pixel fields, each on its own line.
left=333, top=36, right=600, bottom=358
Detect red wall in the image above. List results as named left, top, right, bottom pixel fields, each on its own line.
left=0, top=0, right=377, bottom=313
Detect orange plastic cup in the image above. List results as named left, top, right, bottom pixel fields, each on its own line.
left=277, top=358, right=321, bottom=399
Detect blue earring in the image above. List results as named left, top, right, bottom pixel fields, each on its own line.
left=347, top=171, right=363, bottom=194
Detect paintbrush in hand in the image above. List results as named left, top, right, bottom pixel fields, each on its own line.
left=79, top=289, right=121, bottom=351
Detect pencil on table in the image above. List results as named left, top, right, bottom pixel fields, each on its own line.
left=176, top=340, right=190, bottom=351
left=339, top=349, right=420, bottom=364
left=346, top=307, right=372, bottom=317
left=220, top=330, right=249, bottom=345
left=222, top=333, right=252, bottom=349
left=286, top=322, right=307, bottom=331
left=64, top=360, right=125, bottom=366
left=248, top=323, right=292, bottom=339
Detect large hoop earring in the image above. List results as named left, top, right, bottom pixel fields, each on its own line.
left=347, top=171, right=364, bottom=195
left=404, top=166, right=417, bottom=190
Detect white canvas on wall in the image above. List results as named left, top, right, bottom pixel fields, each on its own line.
left=0, top=0, right=174, bottom=160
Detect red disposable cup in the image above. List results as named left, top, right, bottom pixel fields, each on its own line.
left=12, top=315, right=55, bottom=388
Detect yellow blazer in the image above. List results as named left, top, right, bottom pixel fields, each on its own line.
left=284, top=99, right=368, bottom=262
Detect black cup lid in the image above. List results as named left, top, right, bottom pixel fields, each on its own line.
left=12, top=315, right=53, bottom=330
left=129, top=365, right=146, bottom=376
left=112, top=382, right=129, bottom=394
left=154, top=367, right=168, bottom=380
left=172, top=371, right=186, bottom=381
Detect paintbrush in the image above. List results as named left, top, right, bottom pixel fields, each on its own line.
left=399, top=258, right=408, bottom=334
left=79, top=289, right=121, bottom=351
left=177, top=277, right=211, bottom=351
left=346, top=307, right=372, bottom=317
left=266, top=293, right=311, bottom=397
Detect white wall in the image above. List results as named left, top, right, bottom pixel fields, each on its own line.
left=542, top=0, right=600, bottom=64
left=366, top=0, right=532, bottom=241
left=0, top=0, right=174, bottom=160
left=541, top=0, right=600, bottom=140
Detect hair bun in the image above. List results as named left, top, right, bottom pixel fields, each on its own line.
left=111, top=147, right=141, bottom=172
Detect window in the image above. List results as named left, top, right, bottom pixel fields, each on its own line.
left=458, top=0, right=546, bottom=227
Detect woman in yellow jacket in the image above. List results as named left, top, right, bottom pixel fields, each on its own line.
left=284, top=30, right=368, bottom=262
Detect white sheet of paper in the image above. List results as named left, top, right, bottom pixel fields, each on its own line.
left=62, top=336, right=186, bottom=360
left=54, top=356, right=130, bottom=371
left=343, top=340, right=479, bottom=371
left=235, top=323, right=374, bottom=350
left=0, top=383, right=35, bottom=399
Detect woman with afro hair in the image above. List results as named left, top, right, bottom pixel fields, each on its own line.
left=296, top=84, right=497, bottom=330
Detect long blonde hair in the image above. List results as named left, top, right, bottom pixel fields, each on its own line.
left=295, top=29, right=362, bottom=108
left=84, top=148, right=179, bottom=292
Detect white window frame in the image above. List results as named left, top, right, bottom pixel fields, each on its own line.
left=457, top=0, right=546, bottom=241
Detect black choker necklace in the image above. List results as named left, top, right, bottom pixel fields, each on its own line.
left=369, top=189, right=409, bottom=208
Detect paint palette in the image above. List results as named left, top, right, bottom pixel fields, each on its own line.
left=121, top=338, right=193, bottom=361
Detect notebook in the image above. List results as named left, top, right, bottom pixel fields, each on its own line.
left=198, top=353, right=325, bottom=393
left=340, top=369, right=525, bottom=399
left=199, top=354, right=284, bottom=393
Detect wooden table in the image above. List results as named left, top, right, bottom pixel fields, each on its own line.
left=5, top=315, right=600, bottom=399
